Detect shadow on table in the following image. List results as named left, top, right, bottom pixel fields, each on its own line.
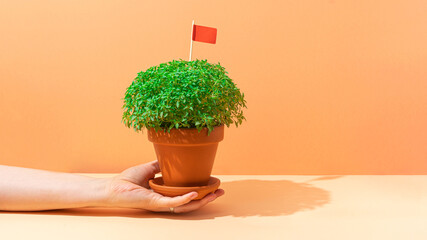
left=7, top=176, right=341, bottom=220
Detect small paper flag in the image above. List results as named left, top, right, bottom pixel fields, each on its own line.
left=192, top=25, right=217, bottom=44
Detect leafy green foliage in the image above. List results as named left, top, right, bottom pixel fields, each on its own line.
left=122, top=59, right=247, bottom=134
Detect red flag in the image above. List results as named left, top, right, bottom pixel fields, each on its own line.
left=192, top=25, right=217, bottom=44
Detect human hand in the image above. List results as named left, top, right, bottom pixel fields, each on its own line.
left=104, top=160, right=224, bottom=213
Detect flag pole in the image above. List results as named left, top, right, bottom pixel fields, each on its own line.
left=189, top=20, right=194, bottom=61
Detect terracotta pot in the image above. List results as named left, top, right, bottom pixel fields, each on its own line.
left=148, top=125, right=224, bottom=187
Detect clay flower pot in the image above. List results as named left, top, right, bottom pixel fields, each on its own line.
left=148, top=125, right=224, bottom=187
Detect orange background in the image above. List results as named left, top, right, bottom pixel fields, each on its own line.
left=1, top=1, right=426, bottom=174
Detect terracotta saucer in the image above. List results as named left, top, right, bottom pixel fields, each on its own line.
left=149, top=177, right=220, bottom=200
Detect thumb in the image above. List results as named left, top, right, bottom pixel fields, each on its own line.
left=140, top=160, right=160, bottom=188
left=145, top=160, right=161, bottom=175
left=120, top=160, right=160, bottom=187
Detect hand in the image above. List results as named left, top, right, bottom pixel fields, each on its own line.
left=105, top=160, right=225, bottom=213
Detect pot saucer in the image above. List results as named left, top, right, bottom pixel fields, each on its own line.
left=149, top=177, right=220, bottom=200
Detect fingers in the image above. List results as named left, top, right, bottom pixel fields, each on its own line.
left=152, top=191, right=199, bottom=210
left=171, top=189, right=225, bottom=213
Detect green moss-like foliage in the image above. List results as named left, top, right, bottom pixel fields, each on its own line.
left=122, top=59, right=247, bottom=134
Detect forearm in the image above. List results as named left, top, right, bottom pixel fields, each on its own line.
left=0, top=165, right=111, bottom=211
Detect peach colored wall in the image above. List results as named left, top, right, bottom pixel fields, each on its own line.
left=1, top=1, right=426, bottom=174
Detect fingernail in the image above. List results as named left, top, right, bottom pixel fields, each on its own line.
left=208, top=193, right=217, bottom=202
left=191, top=192, right=198, bottom=199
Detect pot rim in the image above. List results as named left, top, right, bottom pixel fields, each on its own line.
left=147, top=124, right=224, bottom=145
left=147, top=124, right=224, bottom=132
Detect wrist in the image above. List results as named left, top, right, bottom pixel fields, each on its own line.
left=83, top=177, right=113, bottom=208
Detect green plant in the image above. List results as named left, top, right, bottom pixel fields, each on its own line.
left=122, top=59, right=247, bottom=134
